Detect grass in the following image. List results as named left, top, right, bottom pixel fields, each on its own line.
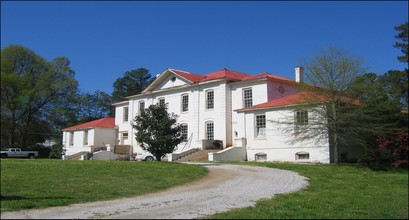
left=207, top=162, right=408, bottom=219
left=1, top=160, right=407, bottom=219
left=0, top=159, right=208, bottom=212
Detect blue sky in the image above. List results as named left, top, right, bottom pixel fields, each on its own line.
left=1, top=1, right=408, bottom=94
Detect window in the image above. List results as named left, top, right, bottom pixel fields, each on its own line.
left=243, top=88, right=253, bottom=107
left=296, top=152, right=310, bottom=160
left=139, top=101, right=145, bottom=114
left=121, top=132, right=128, bottom=144
left=180, top=124, right=188, bottom=141
left=158, top=97, right=165, bottom=106
left=205, top=121, right=214, bottom=140
left=69, top=132, right=74, bottom=146
left=295, top=111, right=308, bottom=125
left=206, top=90, right=214, bottom=109
left=83, top=130, right=89, bottom=145
left=255, top=114, right=266, bottom=138
left=255, top=152, right=267, bottom=161
left=123, top=106, right=129, bottom=122
left=181, top=94, right=189, bottom=112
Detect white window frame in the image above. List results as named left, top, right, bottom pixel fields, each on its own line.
left=255, top=114, right=266, bottom=138
left=243, top=88, right=253, bottom=108
left=181, top=94, right=189, bottom=112
left=158, top=97, right=166, bottom=106
left=180, top=123, right=188, bottom=142
left=205, top=121, right=214, bottom=140
left=295, top=110, right=309, bottom=125
left=295, top=152, right=310, bottom=160
left=205, top=90, right=214, bottom=110
left=121, top=132, right=128, bottom=144
left=83, top=130, right=89, bottom=145
left=69, top=132, right=74, bottom=146
left=123, top=106, right=129, bottom=122
left=139, top=101, right=145, bottom=114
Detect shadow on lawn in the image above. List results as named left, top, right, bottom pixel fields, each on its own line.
left=0, top=195, right=73, bottom=201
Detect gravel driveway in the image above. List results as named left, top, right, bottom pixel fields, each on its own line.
left=1, top=163, right=308, bottom=219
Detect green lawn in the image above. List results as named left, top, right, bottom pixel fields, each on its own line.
left=1, top=160, right=407, bottom=219
left=208, top=162, right=408, bottom=219
left=0, top=159, right=208, bottom=212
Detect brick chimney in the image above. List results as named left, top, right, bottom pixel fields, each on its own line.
left=295, top=66, right=304, bottom=83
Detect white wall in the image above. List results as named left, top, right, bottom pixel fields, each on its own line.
left=241, top=108, right=330, bottom=164
left=63, top=128, right=116, bottom=156
left=122, top=79, right=233, bottom=154
left=63, top=129, right=93, bottom=156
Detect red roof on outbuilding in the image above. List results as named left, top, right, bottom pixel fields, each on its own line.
left=62, top=117, right=115, bottom=131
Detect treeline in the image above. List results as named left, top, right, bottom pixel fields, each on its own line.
left=1, top=45, right=153, bottom=148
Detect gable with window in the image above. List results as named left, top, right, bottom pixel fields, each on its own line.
left=243, top=88, right=253, bottom=107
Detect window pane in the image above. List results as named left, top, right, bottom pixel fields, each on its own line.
left=159, top=98, right=165, bottom=106
left=139, top=101, right=145, bottom=113
left=123, top=107, right=129, bottom=122
left=84, top=130, right=88, bottom=145
left=206, top=90, right=214, bottom=109
left=296, top=111, right=308, bottom=125
left=243, top=88, right=253, bottom=107
left=182, top=94, right=189, bottom=112
left=181, top=124, right=188, bottom=141
left=256, top=115, right=266, bottom=137
left=206, top=122, right=214, bottom=140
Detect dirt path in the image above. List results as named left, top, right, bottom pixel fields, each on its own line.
left=1, top=163, right=308, bottom=219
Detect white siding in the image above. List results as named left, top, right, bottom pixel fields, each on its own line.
left=242, top=108, right=330, bottom=164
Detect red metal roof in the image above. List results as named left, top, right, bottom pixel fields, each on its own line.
left=200, top=68, right=251, bottom=82
left=169, top=69, right=206, bottom=83
left=169, top=68, right=291, bottom=83
left=236, top=92, right=361, bottom=112
left=242, top=72, right=293, bottom=82
left=62, top=117, right=115, bottom=131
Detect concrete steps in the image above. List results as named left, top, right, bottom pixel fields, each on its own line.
left=177, top=150, right=219, bottom=162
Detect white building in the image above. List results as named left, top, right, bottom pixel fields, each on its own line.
left=62, top=117, right=117, bottom=158
left=113, top=67, right=337, bottom=163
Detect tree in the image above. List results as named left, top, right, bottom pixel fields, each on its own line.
left=112, top=68, right=153, bottom=102
left=132, top=103, right=182, bottom=161
left=76, top=90, right=113, bottom=122
left=272, top=46, right=397, bottom=164
left=394, top=22, right=408, bottom=63
left=1, top=45, right=78, bottom=146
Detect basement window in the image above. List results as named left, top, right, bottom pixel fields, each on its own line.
left=295, top=151, right=310, bottom=160
left=255, top=152, right=267, bottom=161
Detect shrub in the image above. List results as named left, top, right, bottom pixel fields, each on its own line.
left=377, top=130, right=408, bottom=168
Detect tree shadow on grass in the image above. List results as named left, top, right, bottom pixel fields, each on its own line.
left=0, top=195, right=74, bottom=201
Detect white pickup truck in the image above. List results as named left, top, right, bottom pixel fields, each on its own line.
left=0, top=148, right=39, bottom=159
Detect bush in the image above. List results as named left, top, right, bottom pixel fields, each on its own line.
left=49, top=144, right=64, bottom=159
left=378, top=130, right=408, bottom=169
